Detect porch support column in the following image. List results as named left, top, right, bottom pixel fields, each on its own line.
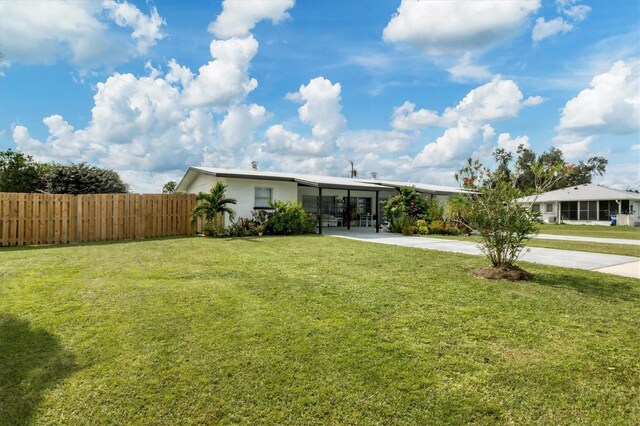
left=375, top=190, right=380, bottom=233
left=347, top=189, right=351, bottom=230
left=318, top=187, right=323, bottom=235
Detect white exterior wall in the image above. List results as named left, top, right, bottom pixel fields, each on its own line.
left=183, top=174, right=298, bottom=225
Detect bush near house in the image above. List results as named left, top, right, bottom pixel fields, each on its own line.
left=263, top=201, right=316, bottom=235
left=384, top=186, right=460, bottom=235
left=224, top=201, right=315, bottom=237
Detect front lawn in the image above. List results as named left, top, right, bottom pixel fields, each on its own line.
left=1, top=237, right=638, bottom=425
left=538, top=223, right=640, bottom=240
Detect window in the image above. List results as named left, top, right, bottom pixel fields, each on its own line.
left=532, top=203, right=540, bottom=212
left=546, top=203, right=554, bottom=213
left=579, top=201, right=597, bottom=221
left=560, top=201, right=578, bottom=220
left=621, top=200, right=630, bottom=214
left=254, top=187, right=272, bottom=208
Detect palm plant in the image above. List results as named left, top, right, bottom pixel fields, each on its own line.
left=191, top=182, right=237, bottom=234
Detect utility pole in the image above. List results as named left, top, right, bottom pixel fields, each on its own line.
left=349, top=160, right=357, bottom=178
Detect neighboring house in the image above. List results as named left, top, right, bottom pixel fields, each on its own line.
left=176, top=166, right=466, bottom=232
left=519, top=184, right=640, bottom=226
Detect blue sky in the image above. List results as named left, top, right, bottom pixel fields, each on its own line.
left=1, top=0, right=638, bottom=192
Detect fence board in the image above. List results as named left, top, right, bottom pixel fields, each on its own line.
left=0, top=193, right=197, bottom=246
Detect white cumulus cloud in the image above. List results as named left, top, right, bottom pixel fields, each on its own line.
left=383, top=0, right=540, bottom=55
left=103, top=0, right=166, bottom=54
left=209, top=0, right=295, bottom=39
left=287, top=77, right=347, bottom=142
left=404, top=76, right=540, bottom=167
left=181, top=35, right=260, bottom=109
left=551, top=60, right=639, bottom=160
left=0, top=0, right=166, bottom=68
left=532, top=17, right=573, bottom=42
left=391, top=102, right=443, bottom=131
left=497, top=133, right=530, bottom=152
left=532, top=0, right=590, bottom=42
left=558, top=60, right=640, bottom=135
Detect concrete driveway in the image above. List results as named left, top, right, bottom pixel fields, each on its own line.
left=324, top=228, right=640, bottom=279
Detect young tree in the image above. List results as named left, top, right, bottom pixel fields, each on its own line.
left=45, top=163, right=129, bottom=194
left=0, top=150, right=48, bottom=192
left=191, top=182, right=237, bottom=235
left=162, top=181, right=177, bottom=193
left=455, top=156, right=573, bottom=278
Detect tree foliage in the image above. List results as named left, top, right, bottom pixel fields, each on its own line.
left=191, top=182, right=237, bottom=233
left=507, top=146, right=607, bottom=194
left=454, top=156, right=573, bottom=269
left=45, top=163, right=129, bottom=194
left=383, top=186, right=429, bottom=232
left=0, top=150, right=130, bottom=194
left=0, top=150, right=47, bottom=192
left=162, top=181, right=177, bottom=193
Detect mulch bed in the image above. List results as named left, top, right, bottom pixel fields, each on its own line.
left=471, top=265, right=532, bottom=281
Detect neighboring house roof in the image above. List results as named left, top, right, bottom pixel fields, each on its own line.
left=519, top=184, right=640, bottom=203
left=177, top=166, right=464, bottom=194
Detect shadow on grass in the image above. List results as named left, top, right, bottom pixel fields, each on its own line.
left=0, top=235, right=195, bottom=252
left=0, top=315, right=78, bottom=424
left=530, top=270, right=639, bottom=302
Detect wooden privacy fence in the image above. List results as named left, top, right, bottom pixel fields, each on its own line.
left=0, top=193, right=197, bottom=246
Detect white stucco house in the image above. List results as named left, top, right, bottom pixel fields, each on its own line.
left=519, top=183, right=640, bottom=226
left=176, top=166, right=467, bottom=233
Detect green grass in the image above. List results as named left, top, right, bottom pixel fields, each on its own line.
left=538, top=223, right=640, bottom=240
left=1, top=236, right=639, bottom=425
left=429, top=234, right=640, bottom=257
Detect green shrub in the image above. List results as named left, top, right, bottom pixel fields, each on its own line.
left=427, top=220, right=447, bottom=235
left=227, top=218, right=260, bottom=237
left=264, top=201, right=316, bottom=235
left=203, top=221, right=225, bottom=237
left=401, top=224, right=417, bottom=236
left=416, top=219, right=429, bottom=235
left=389, top=213, right=414, bottom=234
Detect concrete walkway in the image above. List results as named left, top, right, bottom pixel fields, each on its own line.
left=533, top=234, right=640, bottom=246
left=324, top=228, right=640, bottom=279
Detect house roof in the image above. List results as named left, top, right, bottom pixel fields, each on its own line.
left=178, top=167, right=397, bottom=192
left=519, top=183, right=640, bottom=203
left=354, top=178, right=470, bottom=195
left=177, top=166, right=464, bottom=194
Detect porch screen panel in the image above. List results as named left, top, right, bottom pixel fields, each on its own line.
left=579, top=201, right=597, bottom=220
left=599, top=200, right=616, bottom=220
left=302, top=195, right=317, bottom=213
left=560, top=201, right=578, bottom=220
left=321, top=196, right=336, bottom=216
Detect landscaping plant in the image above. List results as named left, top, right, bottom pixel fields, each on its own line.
left=264, top=201, right=315, bottom=235
left=191, top=182, right=237, bottom=236
left=455, top=154, right=573, bottom=279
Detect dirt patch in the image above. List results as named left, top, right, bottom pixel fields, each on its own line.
left=471, top=265, right=532, bottom=281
